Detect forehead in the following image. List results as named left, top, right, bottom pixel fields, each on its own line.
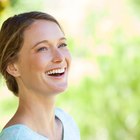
left=23, top=20, right=64, bottom=44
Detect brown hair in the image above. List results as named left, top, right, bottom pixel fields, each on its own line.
left=0, top=11, right=62, bottom=96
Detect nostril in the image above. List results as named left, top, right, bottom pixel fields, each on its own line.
left=52, top=57, right=64, bottom=63
left=53, top=58, right=63, bottom=63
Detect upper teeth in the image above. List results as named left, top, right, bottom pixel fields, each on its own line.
left=47, top=68, right=65, bottom=75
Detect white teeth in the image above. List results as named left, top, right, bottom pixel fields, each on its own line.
left=47, top=68, right=65, bottom=75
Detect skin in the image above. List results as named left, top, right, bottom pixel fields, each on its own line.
left=5, top=20, right=71, bottom=140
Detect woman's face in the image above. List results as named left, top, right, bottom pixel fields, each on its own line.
left=15, top=20, right=71, bottom=95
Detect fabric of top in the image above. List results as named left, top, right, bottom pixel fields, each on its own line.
left=0, top=108, right=80, bottom=140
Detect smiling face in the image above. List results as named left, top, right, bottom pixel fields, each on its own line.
left=13, top=20, right=71, bottom=96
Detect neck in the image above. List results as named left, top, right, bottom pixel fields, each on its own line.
left=16, top=91, right=58, bottom=138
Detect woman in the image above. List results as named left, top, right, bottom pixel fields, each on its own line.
left=0, top=11, right=80, bottom=140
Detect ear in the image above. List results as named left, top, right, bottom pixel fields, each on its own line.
left=6, top=63, right=20, bottom=77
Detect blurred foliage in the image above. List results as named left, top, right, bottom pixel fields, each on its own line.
left=0, top=0, right=9, bottom=14
left=0, top=0, right=140, bottom=140
left=130, top=0, right=140, bottom=11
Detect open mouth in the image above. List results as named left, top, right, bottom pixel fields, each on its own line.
left=47, top=68, right=66, bottom=77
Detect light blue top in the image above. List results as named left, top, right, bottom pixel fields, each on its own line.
left=0, top=108, right=80, bottom=140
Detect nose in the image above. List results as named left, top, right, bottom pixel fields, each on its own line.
left=51, top=49, right=64, bottom=63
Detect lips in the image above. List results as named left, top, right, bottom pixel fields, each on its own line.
left=46, top=68, right=66, bottom=77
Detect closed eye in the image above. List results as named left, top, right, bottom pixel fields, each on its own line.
left=37, top=47, right=48, bottom=52
left=58, top=43, right=67, bottom=48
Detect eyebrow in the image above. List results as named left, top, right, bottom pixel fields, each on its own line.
left=32, top=37, right=67, bottom=49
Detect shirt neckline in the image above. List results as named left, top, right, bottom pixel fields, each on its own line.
left=2, top=109, right=64, bottom=140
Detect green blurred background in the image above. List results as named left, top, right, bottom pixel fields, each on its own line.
left=0, top=0, right=140, bottom=139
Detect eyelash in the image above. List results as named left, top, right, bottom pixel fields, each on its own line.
left=58, top=43, right=67, bottom=48
left=37, top=47, right=48, bottom=52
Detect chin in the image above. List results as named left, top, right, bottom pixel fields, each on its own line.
left=55, top=87, right=67, bottom=94
left=52, top=84, right=68, bottom=95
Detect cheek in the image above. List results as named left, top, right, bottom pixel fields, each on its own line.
left=30, top=54, right=50, bottom=71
